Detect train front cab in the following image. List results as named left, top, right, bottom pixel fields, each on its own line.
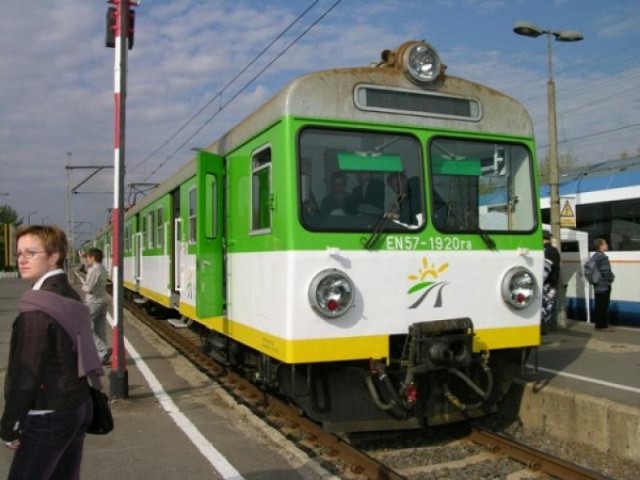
left=186, top=123, right=541, bottom=432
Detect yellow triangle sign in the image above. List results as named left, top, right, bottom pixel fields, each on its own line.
left=560, top=200, right=574, bottom=218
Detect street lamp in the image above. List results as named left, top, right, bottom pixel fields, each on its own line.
left=513, top=21, right=584, bottom=245
left=0, top=192, right=9, bottom=196
left=27, top=211, right=38, bottom=225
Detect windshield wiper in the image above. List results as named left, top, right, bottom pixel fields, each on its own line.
left=361, top=193, right=407, bottom=250
left=437, top=199, right=497, bottom=251
left=477, top=228, right=496, bottom=251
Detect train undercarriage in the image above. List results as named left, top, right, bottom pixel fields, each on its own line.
left=197, top=315, right=527, bottom=433
left=131, top=293, right=527, bottom=432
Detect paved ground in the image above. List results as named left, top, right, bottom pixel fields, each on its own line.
left=527, top=321, right=640, bottom=409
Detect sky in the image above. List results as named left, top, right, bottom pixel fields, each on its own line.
left=1, top=0, right=639, bottom=244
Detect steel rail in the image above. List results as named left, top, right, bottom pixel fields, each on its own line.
left=469, top=426, right=611, bottom=480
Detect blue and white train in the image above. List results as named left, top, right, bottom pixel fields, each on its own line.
left=541, top=156, right=640, bottom=327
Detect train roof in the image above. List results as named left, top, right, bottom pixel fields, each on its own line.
left=541, top=155, right=640, bottom=198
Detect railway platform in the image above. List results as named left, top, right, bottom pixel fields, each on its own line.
left=0, top=277, right=333, bottom=480
left=506, top=320, right=640, bottom=463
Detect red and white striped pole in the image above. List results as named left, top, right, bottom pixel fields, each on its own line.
left=107, top=0, right=137, bottom=398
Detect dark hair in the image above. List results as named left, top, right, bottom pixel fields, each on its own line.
left=330, top=171, right=347, bottom=182
left=16, top=225, right=68, bottom=268
left=542, top=230, right=553, bottom=240
left=86, top=247, right=104, bottom=263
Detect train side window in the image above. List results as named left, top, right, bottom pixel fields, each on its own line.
left=156, top=207, right=164, bottom=248
left=147, top=212, right=155, bottom=248
left=124, top=224, right=131, bottom=252
left=142, top=216, right=147, bottom=248
left=251, top=146, right=272, bottom=233
left=569, top=197, right=640, bottom=252
left=206, top=174, right=217, bottom=239
left=188, top=187, right=197, bottom=243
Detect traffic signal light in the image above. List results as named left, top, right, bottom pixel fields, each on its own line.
left=105, top=7, right=135, bottom=50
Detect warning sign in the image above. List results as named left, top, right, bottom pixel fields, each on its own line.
left=560, top=196, right=576, bottom=228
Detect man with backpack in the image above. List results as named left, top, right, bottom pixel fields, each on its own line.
left=588, top=238, right=615, bottom=331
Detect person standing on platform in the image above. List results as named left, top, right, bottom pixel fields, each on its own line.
left=541, top=230, right=561, bottom=335
left=591, top=238, right=615, bottom=331
left=82, top=247, right=112, bottom=365
left=1, top=225, right=103, bottom=479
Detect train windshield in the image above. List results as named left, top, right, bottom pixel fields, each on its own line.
left=298, top=128, right=425, bottom=232
left=429, top=138, right=536, bottom=233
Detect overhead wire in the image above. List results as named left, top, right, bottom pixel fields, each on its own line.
left=517, top=64, right=640, bottom=109
left=515, top=42, right=640, bottom=158
left=143, top=0, right=343, bottom=182
left=561, top=83, right=640, bottom=117
left=128, top=0, right=321, bottom=176
left=536, top=122, right=640, bottom=151
left=512, top=42, right=640, bottom=105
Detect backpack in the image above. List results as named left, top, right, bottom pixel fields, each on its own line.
left=584, top=257, right=601, bottom=285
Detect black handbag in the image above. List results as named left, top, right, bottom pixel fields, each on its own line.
left=86, top=386, right=114, bottom=435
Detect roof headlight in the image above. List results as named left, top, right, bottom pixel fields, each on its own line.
left=308, top=269, right=355, bottom=319
left=501, top=266, right=537, bottom=310
left=404, top=42, right=442, bottom=83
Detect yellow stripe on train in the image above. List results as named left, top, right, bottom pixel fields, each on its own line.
left=138, top=286, right=172, bottom=308
left=180, top=301, right=540, bottom=363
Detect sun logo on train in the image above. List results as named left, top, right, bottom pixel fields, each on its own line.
left=407, top=257, right=449, bottom=309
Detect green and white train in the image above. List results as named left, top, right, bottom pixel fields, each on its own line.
left=91, top=40, right=542, bottom=432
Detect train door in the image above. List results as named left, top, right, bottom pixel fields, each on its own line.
left=196, top=151, right=225, bottom=317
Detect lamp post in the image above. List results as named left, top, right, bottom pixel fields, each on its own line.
left=514, top=22, right=583, bottom=328
left=27, top=211, right=38, bottom=225
left=513, top=21, right=584, bottom=245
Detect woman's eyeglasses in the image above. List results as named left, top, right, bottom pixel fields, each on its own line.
left=16, top=249, right=46, bottom=259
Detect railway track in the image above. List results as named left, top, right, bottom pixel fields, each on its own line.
left=125, top=301, right=611, bottom=480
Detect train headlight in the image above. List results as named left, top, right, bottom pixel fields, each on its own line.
left=501, top=266, right=537, bottom=309
left=403, top=42, right=442, bottom=83
left=308, top=269, right=355, bottom=319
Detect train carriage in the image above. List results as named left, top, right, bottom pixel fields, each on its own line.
left=541, top=157, right=640, bottom=327
left=96, top=40, right=543, bottom=431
